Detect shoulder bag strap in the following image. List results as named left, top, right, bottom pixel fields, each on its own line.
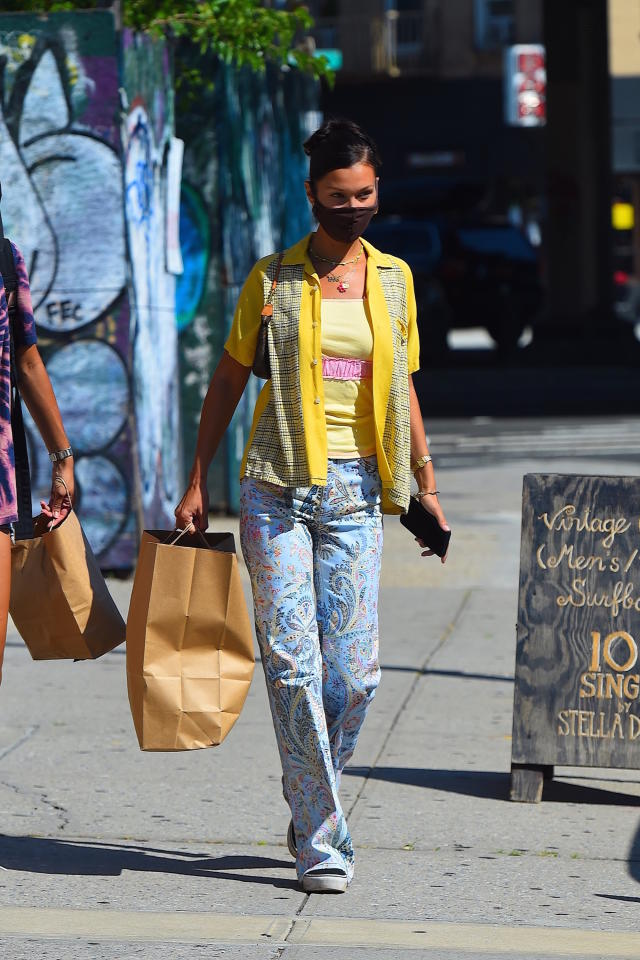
left=0, top=239, right=18, bottom=367
left=261, top=253, right=284, bottom=318
left=2, top=239, right=33, bottom=539
left=0, top=238, right=17, bottom=308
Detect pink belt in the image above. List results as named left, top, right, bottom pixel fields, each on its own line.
left=322, top=356, right=373, bottom=380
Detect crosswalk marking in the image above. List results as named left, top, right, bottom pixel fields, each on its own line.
left=292, top=916, right=640, bottom=955
left=0, top=907, right=291, bottom=944
left=428, top=420, right=640, bottom=460
left=2, top=906, right=640, bottom=956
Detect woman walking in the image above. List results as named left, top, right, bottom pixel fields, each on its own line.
left=0, top=236, right=75, bottom=684
left=175, top=119, right=449, bottom=894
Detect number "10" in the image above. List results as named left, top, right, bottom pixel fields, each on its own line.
left=590, top=631, right=638, bottom=673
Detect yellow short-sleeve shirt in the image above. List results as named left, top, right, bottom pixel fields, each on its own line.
left=224, top=234, right=420, bottom=508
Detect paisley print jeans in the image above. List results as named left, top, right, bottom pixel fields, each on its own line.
left=240, top=456, right=383, bottom=883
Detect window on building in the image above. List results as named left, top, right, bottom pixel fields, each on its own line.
left=474, top=0, right=515, bottom=51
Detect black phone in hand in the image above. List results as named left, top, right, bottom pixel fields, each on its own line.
left=400, top=496, right=451, bottom=558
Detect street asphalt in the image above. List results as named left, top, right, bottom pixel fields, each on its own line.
left=2, top=417, right=640, bottom=959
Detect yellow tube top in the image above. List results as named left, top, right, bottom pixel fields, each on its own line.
left=321, top=299, right=376, bottom=459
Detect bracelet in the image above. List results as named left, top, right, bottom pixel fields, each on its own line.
left=417, top=490, right=439, bottom=497
left=49, top=446, right=73, bottom=463
left=412, top=454, right=432, bottom=474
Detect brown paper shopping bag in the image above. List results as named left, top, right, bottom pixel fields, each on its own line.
left=126, top=527, right=255, bottom=751
left=10, top=511, right=126, bottom=659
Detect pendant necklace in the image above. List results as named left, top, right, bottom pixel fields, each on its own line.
left=310, top=244, right=363, bottom=294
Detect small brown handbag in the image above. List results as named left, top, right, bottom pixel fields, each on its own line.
left=252, top=253, right=284, bottom=379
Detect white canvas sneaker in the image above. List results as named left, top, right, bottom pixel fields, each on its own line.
left=301, top=867, right=348, bottom=894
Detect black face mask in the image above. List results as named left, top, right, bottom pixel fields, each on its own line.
left=312, top=189, right=378, bottom=244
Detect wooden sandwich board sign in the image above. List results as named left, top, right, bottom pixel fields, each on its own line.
left=511, top=473, right=640, bottom=803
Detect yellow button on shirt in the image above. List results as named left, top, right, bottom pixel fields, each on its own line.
left=321, top=299, right=376, bottom=458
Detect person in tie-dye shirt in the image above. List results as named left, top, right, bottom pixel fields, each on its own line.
left=0, top=239, right=75, bottom=684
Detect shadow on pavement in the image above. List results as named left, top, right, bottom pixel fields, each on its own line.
left=0, top=837, right=297, bottom=888
left=544, top=778, right=640, bottom=806
left=627, top=821, right=640, bottom=887
left=381, top=665, right=513, bottom=683
left=595, top=893, right=640, bottom=904
left=344, top=767, right=640, bottom=806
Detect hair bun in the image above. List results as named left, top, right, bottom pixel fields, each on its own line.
left=303, top=118, right=362, bottom=157
left=303, top=118, right=381, bottom=184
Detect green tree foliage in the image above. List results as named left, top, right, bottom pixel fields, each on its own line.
left=1, top=1, right=332, bottom=82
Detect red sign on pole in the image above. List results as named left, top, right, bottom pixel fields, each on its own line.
left=504, top=44, right=546, bottom=127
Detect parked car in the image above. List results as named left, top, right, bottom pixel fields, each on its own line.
left=364, top=217, right=543, bottom=353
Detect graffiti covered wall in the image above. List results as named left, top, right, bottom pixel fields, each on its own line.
left=0, top=11, right=181, bottom=566
left=177, top=62, right=319, bottom=511
left=121, top=30, right=182, bottom=531
left=1, top=9, right=320, bottom=537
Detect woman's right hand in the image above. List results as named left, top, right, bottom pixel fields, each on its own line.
left=175, top=480, right=209, bottom=532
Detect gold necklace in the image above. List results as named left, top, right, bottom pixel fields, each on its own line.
left=309, top=246, right=360, bottom=266
left=309, top=245, right=364, bottom=293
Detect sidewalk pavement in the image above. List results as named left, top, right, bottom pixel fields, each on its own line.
left=2, top=446, right=640, bottom=959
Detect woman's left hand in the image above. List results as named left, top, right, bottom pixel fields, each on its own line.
left=41, top=459, right=75, bottom=525
left=416, top=493, right=450, bottom=565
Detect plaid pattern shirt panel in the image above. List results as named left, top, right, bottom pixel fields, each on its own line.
left=244, top=258, right=311, bottom=486
left=378, top=265, right=413, bottom=512
left=224, top=234, right=420, bottom=513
